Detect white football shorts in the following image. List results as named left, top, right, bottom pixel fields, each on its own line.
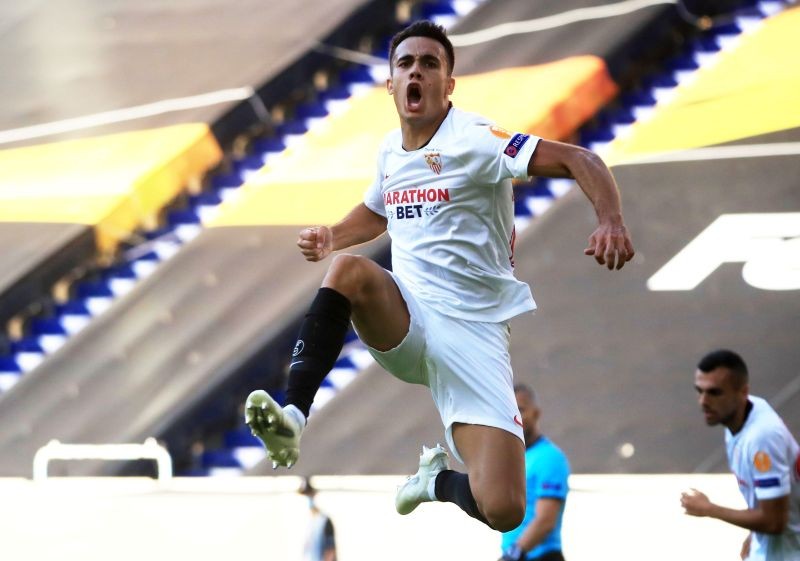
left=360, top=272, right=524, bottom=463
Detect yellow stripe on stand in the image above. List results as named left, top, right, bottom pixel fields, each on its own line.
left=605, top=7, right=800, bottom=166
left=0, top=123, right=222, bottom=253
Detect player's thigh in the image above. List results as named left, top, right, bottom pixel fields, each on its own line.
left=427, top=317, right=523, bottom=460
left=452, top=423, right=525, bottom=503
left=323, top=254, right=409, bottom=352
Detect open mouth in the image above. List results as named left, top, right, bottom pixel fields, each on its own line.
left=406, top=83, right=422, bottom=109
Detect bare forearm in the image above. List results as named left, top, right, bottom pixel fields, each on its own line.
left=330, top=203, right=387, bottom=251
left=568, top=149, right=624, bottom=225
left=527, top=139, right=633, bottom=269
left=684, top=490, right=789, bottom=535
left=707, top=503, right=786, bottom=535
left=330, top=223, right=382, bottom=251
left=528, top=140, right=624, bottom=225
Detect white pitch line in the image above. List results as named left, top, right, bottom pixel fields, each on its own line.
left=449, top=0, right=677, bottom=47
left=614, top=141, right=800, bottom=166
left=0, top=87, right=256, bottom=145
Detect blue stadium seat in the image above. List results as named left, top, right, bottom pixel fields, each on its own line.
left=11, top=337, right=44, bottom=354
left=211, top=172, right=242, bottom=190
left=318, top=85, right=352, bottom=102
left=295, top=101, right=329, bottom=119
left=29, top=317, right=67, bottom=336
left=75, top=279, right=114, bottom=299
left=339, top=64, right=374, bottom=85
left=251, top=137, right=286, bottom=154
left=418, top=0, right=457, bottom=19
left=0, top=354, right=22, bottom=392
left=189, top=192, right=223, bottom=207
left=277, top=120, right=309, bottom=137
left=167, top=208, right=201, bottom=226
left=56, top=300, right=91, bottom=315
left=232, top=154, right=266, bottom=173
left=0, top=354, right=21, bottom=372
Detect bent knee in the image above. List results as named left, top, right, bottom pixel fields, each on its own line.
left=325, top=254, right=373, bottom=289
left=324, top=254, right=389, bottom=303
left=329, top=253, right=368, bottom=272
left=481, top=499, right=525, bottom=532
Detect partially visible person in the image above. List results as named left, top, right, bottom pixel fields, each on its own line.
left=681, top=349, right=800, bottom=561
left=300, top=478, right=337, bottom=561
left=500, top=384, right=570, bottom=561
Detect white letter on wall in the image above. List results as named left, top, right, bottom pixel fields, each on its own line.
left=647, top=213, right=800, bottom=291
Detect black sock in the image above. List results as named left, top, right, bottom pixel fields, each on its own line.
left=285, top=287, right=352, bottom=418
left=434, top=470, right=489, bottom=526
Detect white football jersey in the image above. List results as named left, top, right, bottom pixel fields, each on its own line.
left=364, top=106, right=539, bottom=322
left=725, top=396, right=800, bottom=561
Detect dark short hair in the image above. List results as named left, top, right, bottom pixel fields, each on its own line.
left=697, top=349, right=749, bottom=388
left=514, top=383, right=536, bottom=402
left=388, top=20, right=454, bottom=75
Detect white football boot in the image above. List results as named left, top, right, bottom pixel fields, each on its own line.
left=244, top=390, right=305, bottom=469
left=395, top=444, right=450, bottom=515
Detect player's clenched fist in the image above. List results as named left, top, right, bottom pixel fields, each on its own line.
left=680, top=488, right=712, bottom=517
left=297, top=226, right=333, bottom=262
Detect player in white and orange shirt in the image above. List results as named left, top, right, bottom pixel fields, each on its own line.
left=682, top=349, right=800, bottom=561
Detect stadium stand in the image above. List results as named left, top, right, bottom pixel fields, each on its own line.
left=0, top=0, right=405, bottom=475
left=0, top=0, right=401, bottom=391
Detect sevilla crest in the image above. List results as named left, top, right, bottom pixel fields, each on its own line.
left=424, top=152, right=442, bottom=175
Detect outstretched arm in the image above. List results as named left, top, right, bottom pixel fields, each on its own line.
left=681, top=488, right=790, bottom=534
left=297, top=203, right=387, bottom=262
left=528, top=139, right=634, bottom=270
